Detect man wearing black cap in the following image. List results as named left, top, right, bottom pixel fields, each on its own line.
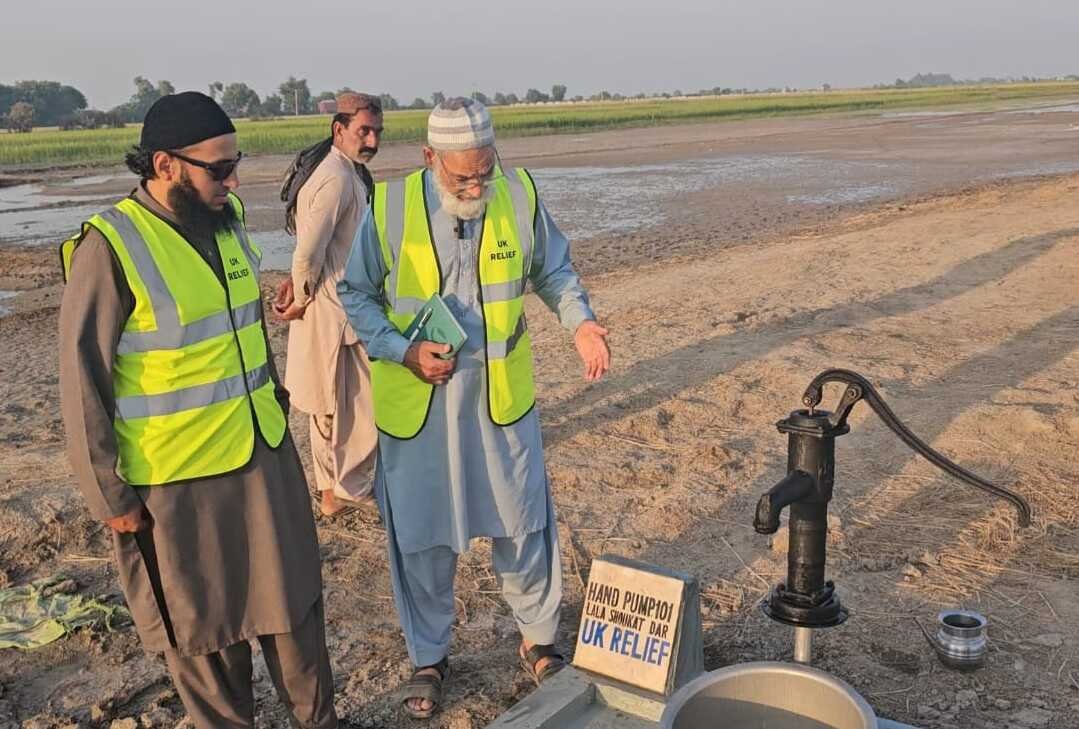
left=58, top=92, right=338, bottom=729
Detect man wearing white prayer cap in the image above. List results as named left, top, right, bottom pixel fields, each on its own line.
left=339, top=97, right=610, bottom=718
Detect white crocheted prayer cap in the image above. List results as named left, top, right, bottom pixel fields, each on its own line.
left=427, top=97, right=495, bottom=151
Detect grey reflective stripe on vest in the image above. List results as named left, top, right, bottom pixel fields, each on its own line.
left=115, top=364, right=271, bottom=420
left=382, top=178, right=407, bottom=309
left=505, top=169, right=535, bottom=280
left=486, top=315, right=528, bottom=359
left=232, top=221, right=261, bottom=271
left=117, top=299, right=263, bottom=354
left=480, top=280, right=520, bottom=303
left=393, top=296, right=428, bottom=315
left=101, top=207, right=264, bottom=354
left=100, top=208, right=182, bottom=337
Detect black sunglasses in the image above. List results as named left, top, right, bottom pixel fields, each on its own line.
left=169, top=150, right=243, bottom=181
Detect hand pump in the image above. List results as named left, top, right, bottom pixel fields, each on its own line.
left=753, top=369, right=1031, bottom=663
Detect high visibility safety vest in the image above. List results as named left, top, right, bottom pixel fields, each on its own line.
left=60, top=194, right=287, bottom=485
left=371, top=168, right=538, bottom=439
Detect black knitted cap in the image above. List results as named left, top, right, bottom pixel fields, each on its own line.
left=139, top=91, right=236, bottom=152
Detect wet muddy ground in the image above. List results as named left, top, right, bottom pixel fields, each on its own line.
left=3, top=99, right=1079, bottom=278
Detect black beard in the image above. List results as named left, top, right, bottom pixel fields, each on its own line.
left=167, top=176, right=237, bottom=239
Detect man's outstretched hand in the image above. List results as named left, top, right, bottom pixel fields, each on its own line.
left=574, top=320, right=610, bottom=382
left=404, top=341, right=456, bottom=385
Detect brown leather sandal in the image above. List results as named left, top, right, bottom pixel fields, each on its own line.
left=519, top=644, right=565, bottom=687
left=399, top=656, right=450, bottom=720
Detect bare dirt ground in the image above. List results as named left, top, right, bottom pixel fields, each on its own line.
left=0, top=111, right=1078, bottom=728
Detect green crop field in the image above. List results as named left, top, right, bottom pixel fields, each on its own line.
left=3, top=83, right=1079, bottom=170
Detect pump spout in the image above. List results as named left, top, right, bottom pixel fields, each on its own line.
left=754, top=470, right=816, bottom=534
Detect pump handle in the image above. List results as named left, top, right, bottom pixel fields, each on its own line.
left=802, top=369, right=1032, bottom=527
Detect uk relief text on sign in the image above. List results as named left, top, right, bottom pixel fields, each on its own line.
left=573, top=558, right=686, bottom=694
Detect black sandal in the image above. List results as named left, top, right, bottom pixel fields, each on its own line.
left=399, top=657, right=450, bottom=720
left=519, top=644, right=565, bottom=686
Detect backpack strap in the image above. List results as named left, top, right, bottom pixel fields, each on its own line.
left=357, top=163, right=374, bottom=204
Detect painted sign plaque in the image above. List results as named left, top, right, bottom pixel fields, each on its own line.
left=573, top=556, right=691, bottom=694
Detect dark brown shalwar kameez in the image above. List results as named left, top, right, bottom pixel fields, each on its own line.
left=59, top=185, right=336, bottom=729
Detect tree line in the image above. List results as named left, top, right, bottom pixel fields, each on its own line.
left=0, top=76, right=577, bottom=132
left=0, top=74, right=779, bottom=133
left=7, top=72, right=1079, bottom=133
left=876, top=72, right=1079, bottom=90
left=203, top=78, right=573, bottom=116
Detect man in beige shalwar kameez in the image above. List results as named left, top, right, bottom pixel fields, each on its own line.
left=275, top=92, right=382, bottom=517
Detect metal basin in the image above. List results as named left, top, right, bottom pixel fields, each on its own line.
left=660, top=661, right=877, bottom=729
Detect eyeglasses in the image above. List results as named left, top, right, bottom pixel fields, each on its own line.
left=435, top=153, right=505, bottom=193
left=169, top=150, right=243, bottom=182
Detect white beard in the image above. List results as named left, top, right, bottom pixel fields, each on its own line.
left=433, top=174, right=490, bottom=220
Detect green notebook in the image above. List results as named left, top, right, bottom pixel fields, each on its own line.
left=401, top=294, right=468, bottom=360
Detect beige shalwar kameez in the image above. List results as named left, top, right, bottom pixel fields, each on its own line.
left=285, top=146, right=377, bottom=501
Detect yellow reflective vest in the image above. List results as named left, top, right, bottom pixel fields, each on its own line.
left=60, top=194, right=286, bottom=485
left=370, top=168, right=538, bottom=439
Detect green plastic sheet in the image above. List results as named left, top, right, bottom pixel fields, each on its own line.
left=0, top=575, right=130, bottom=650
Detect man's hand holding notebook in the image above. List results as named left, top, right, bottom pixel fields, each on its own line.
left=401, top=295, right=468, bottom=385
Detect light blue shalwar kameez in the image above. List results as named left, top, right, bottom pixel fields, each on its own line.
left=338, top=170, right=594, bottom=666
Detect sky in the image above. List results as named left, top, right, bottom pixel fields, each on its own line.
left=4, top=0, right=1078, bottom=109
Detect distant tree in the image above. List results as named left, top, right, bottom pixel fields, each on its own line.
left=493, top=92, right=508, bottom=105
left=314, top=91, right=336, bottom=104
left=524, top=88, right=549, bottom=103
left=551, top=84, right=567, bottom=102
left=431, top=91, right=446, bottom=107
left=0, top=81, right=87, bottom=126
left=220, top=82, right=261, bottom=117
left=571, top=95, right=584, bottom=102
left=279, top=77, right=312, bottom=115
left=503, top=92, right=520, bottom=105
left=58, top=108, right=125, bottom=130
left=903, top=72, right=957, bottom=88
left=109, top=76, right=173, bottom=122
left=821, top=83, right=832, bottom=92
left=208, top=81, right=224, bottom=100
left=379, top=93, right=400, bottom=111
left=258, top=94, right=283, bottom=117
left=471, top=91, right=490, bottom=105
left=7, top=102, right=34, bottom=132
left=409, top=97, right=429, bottom=110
